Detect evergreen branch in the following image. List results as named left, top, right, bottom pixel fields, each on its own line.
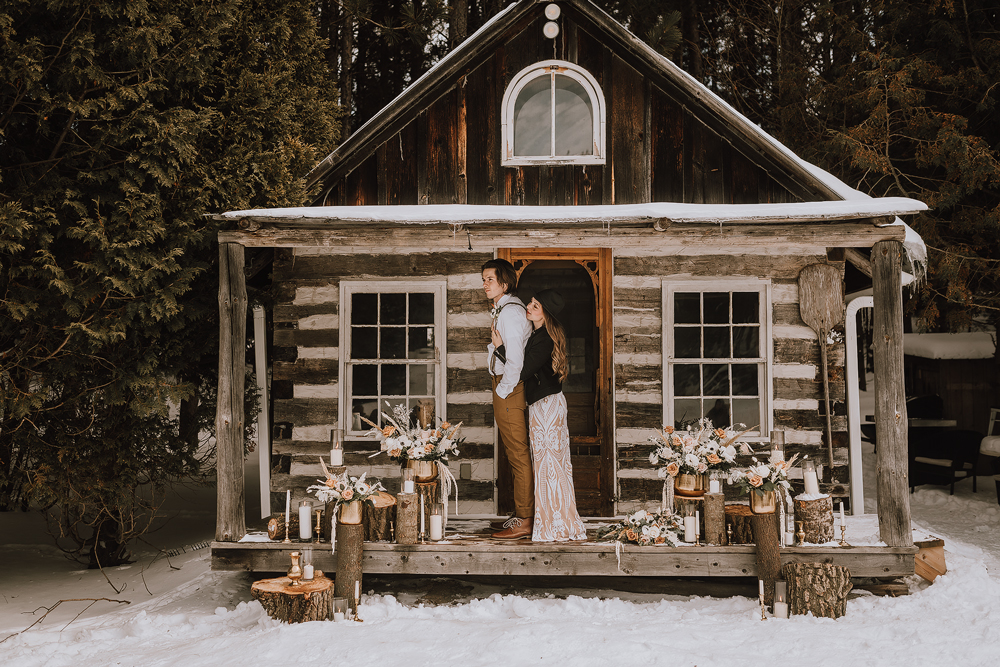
left=926, top=245, right=1000, bottom=264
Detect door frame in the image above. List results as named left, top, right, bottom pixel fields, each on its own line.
left=498, top=247, right=614, bottom=516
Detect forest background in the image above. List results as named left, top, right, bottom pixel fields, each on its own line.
left=1, top=0, right=997, bottom=565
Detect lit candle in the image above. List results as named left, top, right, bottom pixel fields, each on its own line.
left=683, top=516, right=697, bottom=543
left=333, top=611, right=345, bottom=622
left=430, top=513, right=443, bottom=540
left=303, top=563, right=314, bottom=580
left=299, top=501, right=313, bottom=540
left=330, top=448, right=343, bottom=466
left=709, top=479, right=721, bottom=494
left=403, top=479, right=415, bottom=494
left=774, top=581, right=789, bottom=618
left=802, top=457, right=820, bottom=495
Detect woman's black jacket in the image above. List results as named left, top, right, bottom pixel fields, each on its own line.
left=498, top=325, right=562, bottom=406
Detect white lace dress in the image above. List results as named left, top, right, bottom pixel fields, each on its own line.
left=529, top=392, right=587, bottom=542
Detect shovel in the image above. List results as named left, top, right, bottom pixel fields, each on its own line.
left=798, top=263, right=845, bottom=470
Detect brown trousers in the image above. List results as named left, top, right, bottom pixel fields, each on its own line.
left=492, top=376, right=533, bottom=519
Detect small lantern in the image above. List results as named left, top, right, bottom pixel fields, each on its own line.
left=773, top=580, right=789, bottom=618
left=332, top=596, right=349, bottom=621
left=802, top=457, right=820, bottom=495
left=402, top=467, right=416, bottom=494
left=429, top=502, right=444, bottom=540
left=330, top=428, right=344, bottom=466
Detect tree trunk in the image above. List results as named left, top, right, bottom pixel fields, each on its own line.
left=334, top=522, right=364, bottom=611
left=752, top=514, right=781, bottom=607
left=873, top=240, right=912, bottom=547
left=266, top=514, right=300, bottom=541
left=216, top=243, right=246, bottom=542
left=725, top=504, right=755, bottom=544
left=339, top=6, right=354, bottom=138
left=794, top=495, right=834, bottom=543
left=781, top=562, right=853, bottom=618
left=363, top=502, right=395, bottom=541
left=450, top=0, right=468, bottom=49
left=396, top=492, right=419, bottom=544
left=416, top=478, right=439, bottom=537
left=704, top=493, right=726, bottom=545
left=251, top=576, right=333, bottom=623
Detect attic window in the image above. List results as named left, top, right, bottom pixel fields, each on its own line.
left=501, top=60, right=605, bottom=165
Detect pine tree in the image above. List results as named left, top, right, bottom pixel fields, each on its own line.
left=0, top=0, right=339, bottom=565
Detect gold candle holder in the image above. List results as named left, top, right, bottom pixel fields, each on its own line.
left=283, top=519, right=292, bottom=544
left=314, top=508, right=323, bottom=543
left=839, top=524, right=850, bottom=547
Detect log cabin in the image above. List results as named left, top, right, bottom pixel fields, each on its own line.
left=211, top=0, right=927, bottom=576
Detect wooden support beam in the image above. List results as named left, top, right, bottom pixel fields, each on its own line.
left=216, top=243, right=247, bottom=542
left=872, top=240, right=912, bottom=547
left=845, top=248, right=873, bottom=278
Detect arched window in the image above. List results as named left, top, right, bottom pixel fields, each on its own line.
left=501, top=60, right=605, bottom=165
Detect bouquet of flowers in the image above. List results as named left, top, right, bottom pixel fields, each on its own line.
left=308, top=466, right=385, bottom=508
left=648, top=419, right=752, bottom=479
left=364, top=401, right=464, bottom=464
left=727, top=451, right=800, bottom=497
left=598, top=509, right=684, bottom=546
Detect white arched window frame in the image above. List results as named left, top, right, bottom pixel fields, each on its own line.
left=501, top=60, right=606, bottom=166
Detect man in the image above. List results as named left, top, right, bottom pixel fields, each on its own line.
left=482, top=258, right=535, bottom=539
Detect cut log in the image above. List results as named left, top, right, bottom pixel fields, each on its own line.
left=782, top=562, right=853, bottom=618
left=266, top=514, right=300, bottom=541
left=396, top=492, right=419, bottom=544
left=914, top=538, right=946, bottom=582
left=793, top=495, right=834, bottom=544
left=251, top=575, right=333, bottom=623
left=751, top=513, right=781, bottom=607
left=334, top=522, right=364, bottom=612
left=416, top=479, right=439, bottom=536
left=704, top=493, right=726, bottom=545
left=724, top=504, right=754, bottom=545
left=363, top=492, right=397, bottom=542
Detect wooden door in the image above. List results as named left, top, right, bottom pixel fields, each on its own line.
left=496, top=248, right=614, bottom=516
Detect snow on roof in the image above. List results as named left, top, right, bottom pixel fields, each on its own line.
left=904, top=333, right=997, bottom=359
left=221, top=198, right=926, bottom=225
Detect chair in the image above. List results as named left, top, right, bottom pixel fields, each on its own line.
left=981, top=408, right=1000, bottom=506
left=910, top=430, right=984, bottom=495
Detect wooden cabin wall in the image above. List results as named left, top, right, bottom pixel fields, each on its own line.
left=612, top=251, right=851, bottom=512
left=269, top=248, right=499, bottom=512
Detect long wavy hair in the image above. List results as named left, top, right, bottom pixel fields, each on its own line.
left=541, top=308, right=569, bottom=383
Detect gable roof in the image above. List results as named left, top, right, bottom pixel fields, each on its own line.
left=307, top=0, right=842, bottom=202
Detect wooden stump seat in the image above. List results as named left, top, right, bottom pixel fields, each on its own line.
left=251, top=575, right=333, bottom=623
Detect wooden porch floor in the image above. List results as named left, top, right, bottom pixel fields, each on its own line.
left=212, top=520, right=917, bottom=578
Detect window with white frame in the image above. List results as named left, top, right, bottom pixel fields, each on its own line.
left=501, top=60, right=606, bottom=165
left=340, top=281, right=447, bottom=435
left=662, top=280, right=771, bottom=436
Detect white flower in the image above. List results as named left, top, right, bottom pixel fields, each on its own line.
left=642, top=525, right=661, bottom=539
left=752, top=464, right=771, bottom=478
left=684, top=453, right=700, bottom=468
left=721, top=445, right=737, bottom=461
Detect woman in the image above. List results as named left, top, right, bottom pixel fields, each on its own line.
left=493, top=289, right=587, bottom=542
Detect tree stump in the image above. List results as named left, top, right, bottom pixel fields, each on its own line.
left=363, top=492, right=396, bottom=541
left=396, top=492, right=419, bottom=544
left=266, top=514, right=299, bottom=541
left=724, top=504, right=754, bottom=544
left=416, top=479, right=439, bottom=536
left=793, top=495, right=834, bottom=544
left=751, top=513, right=781, bottom=607
left=782, top=562, right=853, bottom=618
left=251, top=575, right=333, bottom=623
left=334, top=522, right=364, bottom=611
left=704, top=493, right=726, bottom=545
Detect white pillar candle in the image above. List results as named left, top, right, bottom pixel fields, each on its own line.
left=802, top=458, right=820, bottom=495
left=333, top=612, right=345, bottom=622
left=759, top=579, right=764, bottom=596
left=355, top=580, right=360, bottom=604
left=429, top=514, right=443, bottom=540
left=683, top=516, right=697, bottom=543
left=285, top=490, right=291, bottom=527
left=695, top=511, right=701, bottom=537
left=330, top=448, right=343, bottom=466
left=773, top=601, right=789, bottom=618
left=303, top=563, right=314, bottom=580
left=839, top=501, right=846, bottom=527
left=299, top=502, right=313, bottom=540
left=709, top=479, right=721, bottom=494
left=420, top=494, right=425, bottom=535
left=403, top=480, right=415, bottom=494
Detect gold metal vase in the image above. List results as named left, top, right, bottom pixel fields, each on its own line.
left=287, top=551, right=303, bottom=586
left=674, top=473, right=708, bottom=497
left=406, top=459, right=438, bottom=483
left=750, top=489, right=777, bottom=514
left=339, top=500, right=363, bottom=525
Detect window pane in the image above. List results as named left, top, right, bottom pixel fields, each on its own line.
left=674, top=364, right=700, bottom=396
left=732, top=364, right=759, bottom=395
left=352, top=293, right=377, bottom=325
left=705, top=398, right=731, bottom=428
left=382, top=364, right=406, bottom=395
left=674, top=293, right=700, bottom=324
left=408, top=327, right=434, bottom=359
left=352, top=327, right=377, bottom=359
left=353, top=399, right=379, bottom=428
left=409, top=293, right=435, bottom=324
left=553, top=75, right=593, bottom=156
left=514, top=76, right=551, bottom=156
left=353, top=364, right=378, bottom=396
left=733, top=326, right=760, bottom=358
left=674, top=399, right=702, bottom=429
left=380, top=328, right=405, bottom=359
left=408, top=364, right=435, bottom=395
left=704, top=292, right=729, bottom=324
left=409, top=398, right=436, bottom=428
left=674, top=328, right=700, bottom=358
left=732, top=292, right=759, bottom=324
left=703, top=364, right=730, bottom=395
left=732, top=398, right=760, bottom=428
left=703, top=326, right=731, bottom=357
left=380, top=293, right=405, bottom=325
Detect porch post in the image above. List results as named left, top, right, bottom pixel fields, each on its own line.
left=216, top=242, right=247, bottom=542
left=871, top=240, right=912, bottom=547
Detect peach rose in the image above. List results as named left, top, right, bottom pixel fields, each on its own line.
left=655, top=536, right=665, bottom=544
left=382, top=425, right=396, bottom=437
left=664, top=425, right=674, bottom=435
left=325, top=478, right=337, bottom=488
left=626, top=529, right=638, bottom=542
left=424, top=442, right=435, bottom=452
left=747, top=474, right=763, bottom=488
left=341, top=488, right=354, bottom=500
left=774, top=460, right=788, bottom=472
left=714, top=428, right=726, bottom=438
left=665, top=462, right=680, bottom=477
left=441, top=421, right=451, bottom=429
left=706, top=453, right=721, bottom=465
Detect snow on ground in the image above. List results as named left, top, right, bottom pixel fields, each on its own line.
left=3, top=447, right=1000, bottom=666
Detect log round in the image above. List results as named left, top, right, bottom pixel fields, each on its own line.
left=724, top=504, right=755, bottom=545
left=396, top=492, right=419, bottom=544
left=751, top=513, right=781, bottom=607
left=781, top=562, right=853, bottom=618
left=794, top=495, right=835, bottom=544
left=266, top=514, right=299, bottom=541
left=251, top=575, right=333, bottom=623
left=363, top=492, right=397, bottom=542
left=703, top=493, right=726, bottom=545
left=334, top=522, right=364, bottom=611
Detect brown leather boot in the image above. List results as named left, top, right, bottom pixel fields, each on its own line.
left=491, top=517, right=533, bottom=540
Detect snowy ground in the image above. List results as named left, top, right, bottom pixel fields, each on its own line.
left=3, top=444, right=1000, bottom=666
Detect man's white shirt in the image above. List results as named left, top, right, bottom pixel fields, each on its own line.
left=486, top=293, right=533, bottom=399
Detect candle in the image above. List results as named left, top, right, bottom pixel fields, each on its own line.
left=429, top=514, right=443, bottom=540
left=403, top=480, right=415, bottom=494
left=709, top=479, right=721, bottom=494
left=303, top=563, right=314, bottom=580
left=285, top=489, right=291, bottom=526
left=695, top=511, right=701, bottom=537
left=420, top=494, right=425, bottom=535
left=355, top=580, right=360, bottom=605
left=773, top=600, right=789, bottom=618
left=299, top=501, right=313, bottom=540
left=330, top=448, right=343, bottom=466
left=774, top=581, right=789, bottom=618
left=683, top=516, right=697, bottom=543
left=333, top=612, right=345, bottom=622
left=802, top=457, right=820, bottom=495
left=839, top=501, right=846, bottom=527
left=759, top=579, right=764, bottom=596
